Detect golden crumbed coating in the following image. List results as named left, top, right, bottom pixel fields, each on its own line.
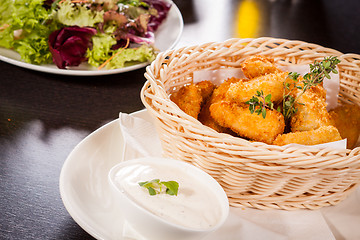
left=210, top=101, right=285, bottom=144
left=170, top=81, right=215, bottom=119
left=170, top=84, right=203, bottom=119
left=329, top=103, right=360, bottom=149
left=226, top=72, right=288, bottom=104
left=308, top=85, right=327, bottom=100
left=273, top=125, right=342, bottom=146
left=240, top=55, right=282, bottom=79
left=196, top=80, right=216, bottom=101
left=198, top=100, right=235, bottom=134
left=290, top=88, right=332, bottom=132
left=198, top=78, right=240, bottom=133
left=210, top=77, right=241, bottom=104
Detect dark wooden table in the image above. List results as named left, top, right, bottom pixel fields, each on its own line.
left=1, top=0, right=360, bottom=239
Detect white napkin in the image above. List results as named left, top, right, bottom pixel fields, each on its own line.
left=207, top=208, right=335, bottom=240
left=117, top=111, right=359, bottom=240
left=320, top=187, right=360, bottom=240
left=119, top=112, right=162, bottom=162
left=119, top=112, right=162, bottom=239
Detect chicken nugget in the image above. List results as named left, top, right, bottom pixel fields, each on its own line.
left=198, top=99, right=236, bottom=135
left=198, top=78, right=240, bottom=133
left=240, top=55, right=282, bottom=79
left=227, top=72, right=288, bottom=104
left=308, top=85, right=327, bottom=100
left=210, top=101, right=285, bottom=144
left=196, top=80, right=216, bottom=101
left=329, top=103, right=360, bottom=148
left=170, top=84, right=203, bottom=119
left=273, top=125, right=342, bottom=146
left=209, top=77, right=241, bottom=103
left=170, top=81, right=216, bottom=119
left=290, top=88, right=332, bottom=132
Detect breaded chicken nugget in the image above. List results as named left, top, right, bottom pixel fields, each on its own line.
left=170, top=81, right=215, bottom=119
left=240, top=55, right=282, bottom=79
left=198, top=100, right=236, bottom=135
left=210, top=77, right=242, bottom=103
left=329, top=103, right=360, bottom=148
left=290, top=88, right=332, bottom=132
left=210, top=101, right=285, bottom=144
left=227, top=72, right=288, bottom=104
left=273, top=125, right=342, bottom=146
left=196, top=80, right=216, bottom=101
left=198, top=78, right=240, bottom=133
left=171, top=84, right=202, bottom=118
left=308, top=85, right=327, bottom=100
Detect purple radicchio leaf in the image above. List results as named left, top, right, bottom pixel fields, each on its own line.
left=142, top=0, right=171, bottom=32
left=48, top=26, right=97, bottom=69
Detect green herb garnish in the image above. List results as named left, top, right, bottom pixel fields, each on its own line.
left=138, top=179, right=179, bottom=196
left=246, top=56, right=340, bottom=121
left=245, top=90, right=274, bottom=119
left=282, top=56, right=340, bottom=122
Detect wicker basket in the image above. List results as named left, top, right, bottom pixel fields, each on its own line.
left=141, top=37, right=360, bottom=210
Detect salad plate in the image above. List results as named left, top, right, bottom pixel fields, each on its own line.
left=60, top=109, right=360, bottom=240
left=0, top=1, right=183, bottom=76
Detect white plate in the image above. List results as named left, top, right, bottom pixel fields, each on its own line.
left=0, top=1, right=183, bottom=76
left=60, top=109, right=360, bottom=240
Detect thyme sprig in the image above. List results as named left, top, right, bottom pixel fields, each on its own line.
left=246, top=56, right=340, bottom=121
left=245, top=90, right=274, bottom=119
left=282, top=56, right=340, bottom=122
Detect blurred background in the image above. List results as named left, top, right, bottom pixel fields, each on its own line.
left=174, top=0, right=360, bottom=54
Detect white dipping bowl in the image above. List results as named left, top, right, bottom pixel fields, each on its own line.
left=108, top=157, right=229, bottom=240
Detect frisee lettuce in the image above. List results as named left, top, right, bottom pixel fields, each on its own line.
left=0, top=0, right=14, bottom=48
left=105, top=44, right=156, bottom=69
left=0, top=0, right=13, bottom=23
left=87, top=33, right=117, bottom=67
left=0, top=24, right=14, bottom=49
left=13, top=36, right=53, bottom=64
left=0, top=0, right=60, bottom=63
left=55, top=0, right=104, bottom=27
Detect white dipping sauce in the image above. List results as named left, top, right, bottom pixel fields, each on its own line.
left=112, top=161, right=223, bottom=230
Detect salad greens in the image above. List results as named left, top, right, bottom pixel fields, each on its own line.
left=0, top=0, right=171, bottom=69
left=0, top=0, right=60, bottom=64
left=101, top=44, right=156, bottom=69
left=55, top=1, right=104, bottom=27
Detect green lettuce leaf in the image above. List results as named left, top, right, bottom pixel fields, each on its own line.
left=105, top=44, right=156, bottom=69
left=0, top=0, right=59, bottom=64
left=13, top=36, right=53, bottom=64
left=87, top=33, right=117, bottom=67
left=0, top=0, right=13, bottom=22
left=11, top=0, right=51, bottom=29
left=0, top=25, right=14, bottom=49
left=0, top=0, right=15, bottom=48
left=55, top=0, right=104, bottom=27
